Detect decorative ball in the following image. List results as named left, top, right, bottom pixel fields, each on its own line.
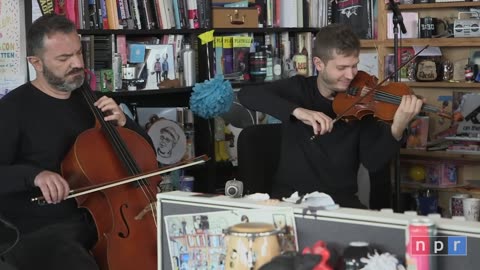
left=189, top=75, right=234, bottom=119
left=409, top=165, right=425, bottom=182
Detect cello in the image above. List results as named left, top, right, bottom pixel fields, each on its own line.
left=58, top=83, right=168, bottom=270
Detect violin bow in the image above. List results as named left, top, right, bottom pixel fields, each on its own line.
left=310, top=45, right=429, bottom=140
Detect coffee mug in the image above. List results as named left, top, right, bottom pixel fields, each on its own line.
left=419, top=17, right=448, bottom=38
left=450, top=194, right=471, bottom=217
left=463, top=198, right=480, bottom=221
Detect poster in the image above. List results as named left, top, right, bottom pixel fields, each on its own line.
left=164, top=208, right=297, bottom=270
left=0, top=0, right=27, bottom=98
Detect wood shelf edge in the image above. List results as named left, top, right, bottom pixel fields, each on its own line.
left=389, top=2, right=480, bottom=10
left=400, top=148, right=480, bottom=162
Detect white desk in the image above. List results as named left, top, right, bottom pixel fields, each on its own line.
left=156, top=191, right=480, bottom=270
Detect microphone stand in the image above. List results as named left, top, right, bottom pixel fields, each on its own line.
left=388, top=0, right=407, bottom=212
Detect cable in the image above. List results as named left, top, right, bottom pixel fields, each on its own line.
left=0, top=216, right=19, bottom=256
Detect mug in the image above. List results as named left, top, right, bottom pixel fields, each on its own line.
left=463, top=198, right=480, bottom=221
left=179, top=176, right=194, bottom=192
left=450, top=193, right=471, bottom=217
left=416, top=190, right=438, bottom=216
left=419, top=17, right=448, bottom=38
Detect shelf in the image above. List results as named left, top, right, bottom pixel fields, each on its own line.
left=78, top=29, right=205, bottom=35
left=360, top=39, right=380, bottom=48
left=400, top=148, right=480, bottom=163
left=403, top=81, right=480, bottom=88
left=79, top=27, right=321, bottom=36
left=212, top=27, right=320, bottom=34
left=395, top=2, right=480, bottom=10
left=401, top=182, right=480, bottom=194
left=95, top=87, right=193, bottom=97
left=384, top=37, right=480, bottom=47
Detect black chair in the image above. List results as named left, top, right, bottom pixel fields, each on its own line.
left=237, top=124, right=282, bottom=194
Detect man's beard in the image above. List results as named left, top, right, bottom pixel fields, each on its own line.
left=43, top=64, right=84, bottom=92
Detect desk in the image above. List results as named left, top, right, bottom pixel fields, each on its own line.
left=156, top=191, right=480, bottom=270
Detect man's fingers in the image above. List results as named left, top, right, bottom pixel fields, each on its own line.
left=39, top=185, right=53, bottom=204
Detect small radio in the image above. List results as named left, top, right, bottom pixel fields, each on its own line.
left=454, top=12, right=480, bottom=38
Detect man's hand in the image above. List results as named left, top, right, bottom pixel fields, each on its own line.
left=94, top=96, right=127, bottom=126
left=391, top=95, right=423, bottom=140
left=33, top=171, right=70, bottom=204
left=292, top=107, right=333, bottom=136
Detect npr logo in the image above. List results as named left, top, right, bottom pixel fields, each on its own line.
left=411, top=236, right=467, bottom=256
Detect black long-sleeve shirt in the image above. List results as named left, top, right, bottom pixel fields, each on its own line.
left=238, top=76, right=402, bottom=206
left=0, top=82, right=153, bottom=233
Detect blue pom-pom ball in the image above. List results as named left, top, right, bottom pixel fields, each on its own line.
left=189, top=75, right=234, bottom=119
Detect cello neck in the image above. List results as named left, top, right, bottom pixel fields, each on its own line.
left=80, top=84, right=143, bottom=176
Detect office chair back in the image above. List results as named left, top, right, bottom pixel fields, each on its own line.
left=237, top=124, right=282, bottom=194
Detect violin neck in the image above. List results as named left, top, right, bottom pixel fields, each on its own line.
left=421, top=104, right=441, bottom=114
left=374, top=90, right=440, bottom=113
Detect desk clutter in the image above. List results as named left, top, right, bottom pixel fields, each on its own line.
left=158, top=191, right=480, bottom=269
left=163, top=205, right=407, bottom=270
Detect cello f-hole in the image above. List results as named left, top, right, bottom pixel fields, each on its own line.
left=118, top=204, right=130, bottom=238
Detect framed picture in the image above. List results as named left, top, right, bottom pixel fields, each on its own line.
left=164, top=208, right=297, bottom=270
left=141, top=44, right=175, bottom=90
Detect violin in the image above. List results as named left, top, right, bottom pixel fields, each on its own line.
left=332, top=70, right=452, bottom=122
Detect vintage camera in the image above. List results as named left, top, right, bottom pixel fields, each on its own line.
left=225, top=179, right=243, bottom=198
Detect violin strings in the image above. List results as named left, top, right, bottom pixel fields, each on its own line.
left=81, top=86, right=158, bottom=207
left=373, top=90, right=439, bottom=113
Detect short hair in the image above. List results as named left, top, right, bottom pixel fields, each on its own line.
left=27, top=14, right=77, bottom=57
left=313, top=23, right=360, bottom=63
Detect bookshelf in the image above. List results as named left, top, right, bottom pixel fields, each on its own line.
left=376, top=2, right=480, bottom=211
left=38, top=0, right=326, bottom=193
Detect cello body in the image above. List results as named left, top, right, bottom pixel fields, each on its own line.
left=62, top=126, right=161, bottom=270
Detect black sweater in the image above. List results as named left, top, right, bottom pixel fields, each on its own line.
left=0, top=83, right=152, bottom=233
left=238, top=76, right=402, bottom=206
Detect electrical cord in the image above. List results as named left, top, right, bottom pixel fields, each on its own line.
left=0, top=216, right=19, bottom=256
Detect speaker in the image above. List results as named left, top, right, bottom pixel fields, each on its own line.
left=225, top=179, right=243, bottom=198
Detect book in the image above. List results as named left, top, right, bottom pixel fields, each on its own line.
left=99, top=69, right=114, bottom=92
left=214, top=36, right=224, bottom=75
left=232, top=36, right=253, bottom=79
left=453, top=92, right=480, bottom=136
left=406, top=116, right=429, bottom=150
left=222, top=36, right=234, bottom=75
left=331, top=0, right=374, bottom=39
left=142, top=44, right=175, bottom=90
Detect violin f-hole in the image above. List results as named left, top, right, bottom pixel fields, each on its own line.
left=118, top=204, right=130, bottom=238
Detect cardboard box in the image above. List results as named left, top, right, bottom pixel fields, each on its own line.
left=212, top=7, right=258, bottom=28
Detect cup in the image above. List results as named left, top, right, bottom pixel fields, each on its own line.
left=450, top=194, right=471, bottom=217
left=417, top=196, right=438, bottom=215
left=463, top=198, right=480, bottom=221
left=179, top=176, right=194, bottom=192
left=419, top=17, right=448, bottom=38
left=416, top=190, right=438, bottom=216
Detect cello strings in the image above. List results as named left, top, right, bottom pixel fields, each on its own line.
left=82, top=86, right=159, bottom=223
left=81, top=86, right=158, bottom=208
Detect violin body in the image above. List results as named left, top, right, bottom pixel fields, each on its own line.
left=333, top=71, right=445, bottom=122
left=62, top=126, right=160, bottom=270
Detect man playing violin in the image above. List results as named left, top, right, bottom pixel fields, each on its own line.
left=0, top=14, right=152, bottom=270
left=238, top=23, right=422, bottom=208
